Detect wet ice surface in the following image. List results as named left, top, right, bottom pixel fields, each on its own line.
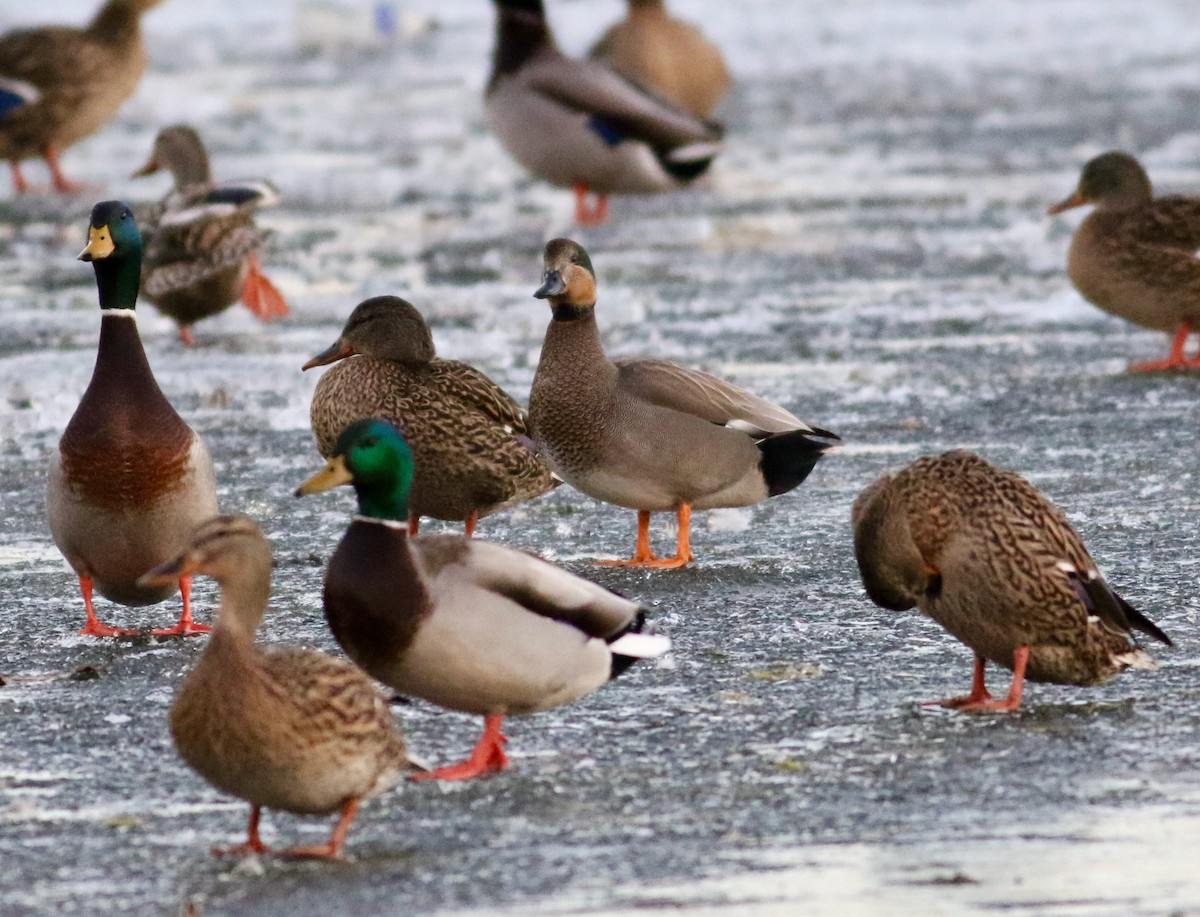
left=2, top=0, right=1200, bottom=914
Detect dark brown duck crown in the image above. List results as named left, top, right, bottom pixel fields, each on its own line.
left=341, top=296, right=437, bottom=365
left=1077, top=151, right=1153, bottom=207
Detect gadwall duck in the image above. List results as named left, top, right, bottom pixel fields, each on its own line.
left=589, top=0, right=731, bottom=119
left=296, top=419, right=671, bottom=781
left=852, top=450, right=1171, bottom=711
left=528, top=238, right=838, bottom=568
left=132, top=125, right=289, bottom=346
left=303, top=296, right=558, bottom=537
left=1049, top=150, right=1200, bottom=372
left=0, top=0, right=163, bottom=193
left=486, top=0, right=722, bottom=225
left=47, top=201, right=218, bottom=636
left=140, top=516, right=417, bottom=859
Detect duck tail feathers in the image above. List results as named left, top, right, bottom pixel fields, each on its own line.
left=1115, top=592, right=1172, bottom=647
left=758, top=428, right=839, bottom=497
left=608, top=610, right=672, bottom=679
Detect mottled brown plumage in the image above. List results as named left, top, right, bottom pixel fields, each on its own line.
left=1049, top=150, right=1200, bottom=371
left=305, top=296, right=557, bottom=535
left=133, top=125, right=288, bottom=344
left=141, top=515, right=414, bottom=860
left=852, top=450, right=1170, bottom=710
left=589, top=0, right=731, bottom=119
left=0, top=0, right=162, bottom=193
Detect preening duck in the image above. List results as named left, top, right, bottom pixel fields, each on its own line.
left=852, top=450, right=1171, bottom=711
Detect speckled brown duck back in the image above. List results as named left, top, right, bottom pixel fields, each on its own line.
left=852, top=450, right=1169, bottom=686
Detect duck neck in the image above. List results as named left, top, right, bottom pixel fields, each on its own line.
left=355, top=480, right=412, bottom=524
left=492, top=0, right=552, bottom=80
left=89, top=0, right=144, bottom=43
left=536, top=307, right=614, bottom=389
left=92, top=250, right=141, bottom=314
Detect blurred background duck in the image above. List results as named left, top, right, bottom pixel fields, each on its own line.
left=296, top=419, right=671, bottom=781
left=140, top=516, right=418, bottom=860
left=48, top=201, right=218, bottom=637
left=852, top=450, right=1171, bottom=712
left=131, top=125, right=289, bottom=346
left=588, top=0, right=731, bottom=119
left=0, top=0, right=163, bottom=194
left=528, top=239, right=838, bottom=568
left=486, top=0, right=722, bottom=225
left=303, top=296, right=557, bottom=537
left=1049, top=150, right=1200, bottom=372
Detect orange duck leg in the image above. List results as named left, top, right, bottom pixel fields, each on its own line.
left=410, top=714, right=509, bottom=782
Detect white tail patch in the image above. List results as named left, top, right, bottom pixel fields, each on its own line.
left=0, top=76, right=40, bottom=106
left=609, top=631, right=672, bottom=658
left=1114, top=649, right=1158, bottom=671
left=667, top=141, right=722, bottom=163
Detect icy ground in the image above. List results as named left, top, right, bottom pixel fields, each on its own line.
left=1, top=0, right=1200, bottom=915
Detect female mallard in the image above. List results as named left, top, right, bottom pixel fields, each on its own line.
left=139, top=516, right=416, bottom=859
left=851, top=450, right=1171, bottom=711
left=588, top=0, right=731, bottom=119
left=296, top=419, right=671, bottom=781
left=0, top=0, right=163, bottom=194
left=303, top=295, right=557, bottom=537
left=528, top=238, right=838, bottom=568
left=1049, top=150, right=1200, bottom=372
left=47, top=201, right=218, bottom=637
left=486, top=0, right=722, bottom=225
left=132, top=125, right=289, bottom=346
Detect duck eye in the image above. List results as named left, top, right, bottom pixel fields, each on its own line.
left=362, top=437, right=378, bottom=448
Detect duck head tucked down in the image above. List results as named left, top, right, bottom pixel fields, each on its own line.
left=528, top=238, right=839, bottom=569
left=297, top=418, right=671, bottom=782
left=140, top=515, right=415, bottom=859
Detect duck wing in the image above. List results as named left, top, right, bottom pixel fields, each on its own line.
left=614, top=356, right=835, bottom=438
left=429, top=360, right=531, bottom=435
left=520, top=49, right=721, bottom=149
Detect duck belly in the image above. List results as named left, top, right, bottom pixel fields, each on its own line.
left=47, top=439, right=218, bottom=606
left=486, top=83, right=679, bottom=195
left=1066, top=231, right=1192, bottom=332
left=923, top=590, right=1130, bottom=687
left=380, top=585, right=614, bottom=716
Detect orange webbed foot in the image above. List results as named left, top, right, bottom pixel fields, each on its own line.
left=410, top=715, right=509, bottom=782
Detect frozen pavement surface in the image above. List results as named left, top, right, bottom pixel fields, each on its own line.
left=2, top=0, right=1200, bottom=914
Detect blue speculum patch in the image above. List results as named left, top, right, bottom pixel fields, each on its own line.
left=0, top=88, right=28, bottom=119
left=587, top=114, right=625, bottom=147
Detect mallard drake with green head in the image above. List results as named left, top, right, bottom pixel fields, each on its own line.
left=47, top=200, right=218, bottom=637
left=588, top=0, right=731, bottom=119
left=132, top=125, right=289, bottom=346
left=852, top=450, right=1171, bottom=712
left=486, top=0, right=722, bottom=225
left=140, top=516, right=417, bottom=859
left=1049, top=150, right=1200, bottom=372
left=528, top=238, right=838, bottom=568
left=296, top=419, right=671, bottom=781
left=303, top=296, right=557, bottom=537
left=0, top=0, right=163, bottom=194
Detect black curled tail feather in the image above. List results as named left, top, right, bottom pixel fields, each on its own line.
left=758, top=428, right=839, bottom=498
left=606, top=610, right=676, bottom=679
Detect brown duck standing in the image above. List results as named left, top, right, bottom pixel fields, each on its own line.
left=1049, top=150, right=1200, bottom=372
left=304, top=296, right=557, bottom=537
left=132, top=125, right=289, bottom=345
left=47, top=201, right=218, bottom=637
left=140, top=516, right=417, bottom=859
left=588, top=0, right=731, bottom=119
left=852, top=450, right=1171, bottom=712
left=0, top=0, right=163, bottom=194
left=528, top=239, right=838, bottom=568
